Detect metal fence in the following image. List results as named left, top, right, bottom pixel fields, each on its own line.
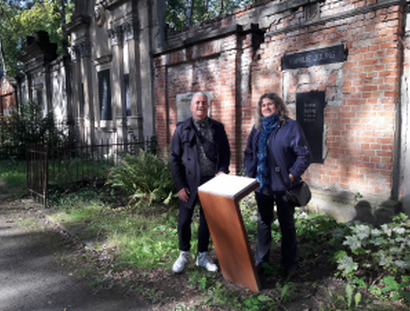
left=27, top=137, right=157, bottom=207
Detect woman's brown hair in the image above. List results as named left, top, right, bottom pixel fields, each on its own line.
left=255, top=93, right=289, bottom=129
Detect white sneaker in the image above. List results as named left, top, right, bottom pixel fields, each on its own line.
left=172, top=251, right=190, bottom=273
left=196, top=252, right=218, bottom=272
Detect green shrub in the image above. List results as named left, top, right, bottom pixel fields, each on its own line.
left=106, top=150, right=177, bottom=208
left=1, top=101, right=69, bottom=159
left=334, top=213, right=410, bottom=303
left=0, top=159, right=27, bottom=195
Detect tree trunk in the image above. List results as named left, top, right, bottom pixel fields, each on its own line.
left=59, top=0, right=68, bottom=54
left=186, top=0, right=194, bottom=27
left=0, top=31, right=7, bottom=75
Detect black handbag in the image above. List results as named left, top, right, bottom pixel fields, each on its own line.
left=268, top=145, right=311, bottom=207
left=284, top=181, right=311, bottom=207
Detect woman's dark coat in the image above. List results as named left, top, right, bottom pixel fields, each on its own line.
left=244, top=117, right=311, bottom=192
left=170, top=117, right=231, bottom=209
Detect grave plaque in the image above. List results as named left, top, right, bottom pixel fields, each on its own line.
left=283, top=44, right=345, bottom=69
left=296, top=91, right=325, bottom=164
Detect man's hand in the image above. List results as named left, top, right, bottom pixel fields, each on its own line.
left=178, top=188, right=190, bottom=202
left=289, top=174, right=295, bottom=183
left=215, top=171, right=226, bottom=177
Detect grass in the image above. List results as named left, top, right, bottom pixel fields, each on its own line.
left=47, top=186, right=181, bottom=270
left=48, top=156, right=115, bottom=186
left=1, top=159, right=409, bottom=310
left=0, top=159, right=27, bottom=197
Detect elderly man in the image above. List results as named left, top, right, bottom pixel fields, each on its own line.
left=170, top=91, right=231, bottom=273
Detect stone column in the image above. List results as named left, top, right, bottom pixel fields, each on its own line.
left=68, top=45, right=83, bottom=141
left=78, top=40, right=95, bottom=144
left=139, top=2, right=155, bottom=140
left=123, top=18, right=143, bottom=141
left=107, top=25, right=127, bottom=143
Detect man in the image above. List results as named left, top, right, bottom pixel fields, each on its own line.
left=170, top=91, right=231, bottom=273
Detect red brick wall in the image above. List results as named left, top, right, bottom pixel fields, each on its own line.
left=154, top=0, right=405, bottom=198
left=154, top=34, right=247, bottom=173
left=255, top=4, right=403, bottom=196
left=0, top=79, right=16, bottom=116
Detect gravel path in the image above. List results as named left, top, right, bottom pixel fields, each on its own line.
left=0, top=189, right=147, bottom=311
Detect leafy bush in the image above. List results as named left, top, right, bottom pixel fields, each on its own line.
left=0, top=159, right=27, bottom=196
left=106, top=150, right=177, bottom=208
left=334, top=213, right=410, bottom=303
left=1, top=101, right=69, bottom=159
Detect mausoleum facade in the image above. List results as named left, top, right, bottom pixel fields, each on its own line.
left=65, top=0, right=165, bottom=143
left=14, top=0, right=410, bottom=221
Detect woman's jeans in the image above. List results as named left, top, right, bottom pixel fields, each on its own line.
left=254, top=191, right=297, bottom=270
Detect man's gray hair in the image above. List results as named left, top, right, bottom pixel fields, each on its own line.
left=191, top=91, right=208, bottom=104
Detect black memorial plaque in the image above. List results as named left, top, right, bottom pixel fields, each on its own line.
left=296, top=92, right=325, bottom=164
left=283, top=45, right=345, bottom=70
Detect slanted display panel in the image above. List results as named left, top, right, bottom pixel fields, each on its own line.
left=198, top=174, right=260, bottom=292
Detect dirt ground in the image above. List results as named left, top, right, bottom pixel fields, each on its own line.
left=0, top=183, right=407, bottom=311
left=0, top=184, right=152, bottom=311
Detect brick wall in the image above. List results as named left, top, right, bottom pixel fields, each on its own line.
left=0, top=79, right=16, bottom=116
left=153, top=0, right=407, bottom=201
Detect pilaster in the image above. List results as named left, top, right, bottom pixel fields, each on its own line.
left=107, top=25, right=127, bottom=142
left=78, top=39, right=95, bottom=144
left=123, top=18, right=143, bottom=141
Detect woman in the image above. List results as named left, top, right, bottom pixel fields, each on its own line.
left=244, top=93, right=311, bottom=277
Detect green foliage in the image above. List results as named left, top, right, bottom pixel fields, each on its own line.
left=243, top=293, right=274, bottom=310
left=166, top=0, right=262, bottom=30
left=0, top=159, right=27, bottom=195
left=1, top=153, right=405, bottom=310
left=0, top=0, right=74, bottom=76
left=49, top=186, right=180, bottom=269
left=334, top=214, right=410, bottom=303
left=1, top=101, right=69, bottom=158
left=330, top=283, right=362, bottom=310
left=380, top=275, right=410, bottom=302
left=48, top=156, right=115, bottom=186
left=106, top=150, right=177, bottom=208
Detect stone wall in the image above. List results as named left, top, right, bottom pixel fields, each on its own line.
left=65, top=0, right=165, bottom=144
left=17, top=31, right=70, bottom=124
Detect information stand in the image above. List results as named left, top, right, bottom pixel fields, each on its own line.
left=198, top=174, right=260, bottom=292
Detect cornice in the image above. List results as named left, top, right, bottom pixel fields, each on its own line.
left=65, top=14, right=92, bottom=34
left=105, top=0, right=128, bottom=11
left=266, top=0, right=404, bottom=37
left=93, top=55, right=113, bottom=66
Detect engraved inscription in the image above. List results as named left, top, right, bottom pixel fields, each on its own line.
left=283, top=45, right=345, bottom=69
left=296, top=92, right=326, bottom=164
left=303, top=102, right=317, bottom=122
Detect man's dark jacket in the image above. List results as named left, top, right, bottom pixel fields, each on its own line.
left=170, top=117, right=231, bottom=209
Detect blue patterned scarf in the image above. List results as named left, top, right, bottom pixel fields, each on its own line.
left=256, top=114, right=279, bottom=192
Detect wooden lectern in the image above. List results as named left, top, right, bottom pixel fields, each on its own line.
left=198, top=174, right=260, bottom=292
